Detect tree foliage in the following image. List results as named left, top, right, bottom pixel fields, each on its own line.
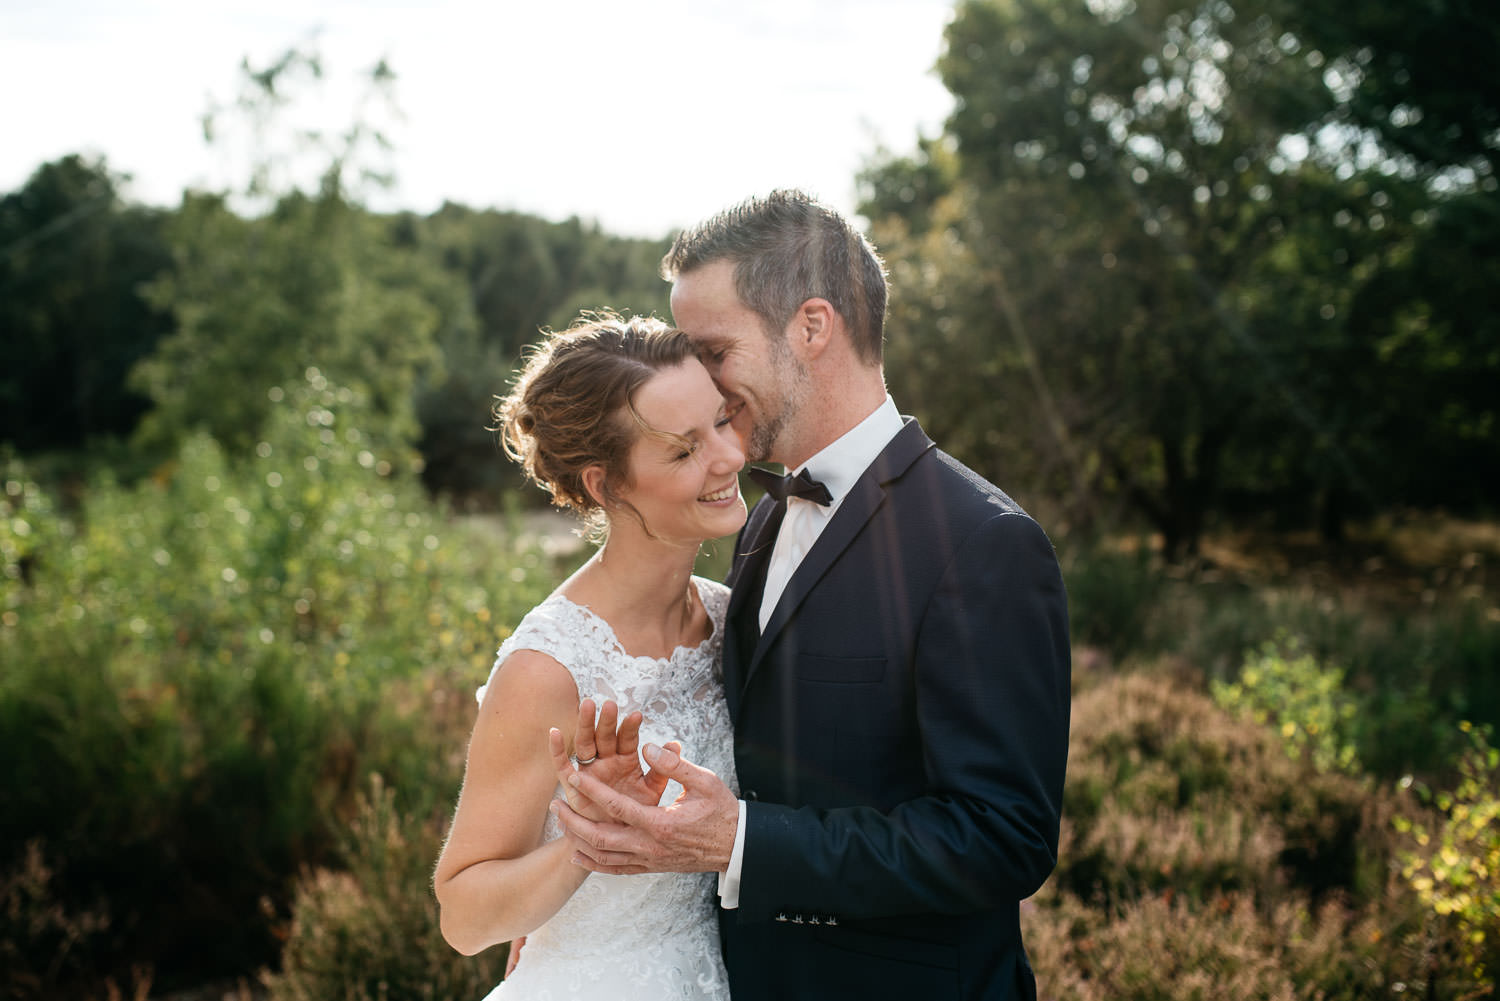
left=409, top=206, right=670, bottom=501
left=0, top=47, right=673, bottom=503
left=0, top=156, right=172, bottom=451
left=863, top=0, right=1499, bottom=556
left=130, top=190, right=451, bottom=459
left=126, top=49, right=453, bottom=461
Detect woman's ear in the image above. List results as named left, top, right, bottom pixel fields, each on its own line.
left=581, top=465, right=609, bottom=508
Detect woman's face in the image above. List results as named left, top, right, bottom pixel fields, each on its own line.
left=612, top=357, right=747, bottom=545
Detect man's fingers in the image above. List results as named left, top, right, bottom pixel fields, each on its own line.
left=550, top=797, right=654, bottom=858
left=573, top=697, right=598, bottom=763
left=567, top=768, right=658, bottom=831
left=643, top=742, right=733, bottom=799
left=641, top=741, right=685, bottom=778
left=569, top=852, right=650, bottom=875
left=595, top=699, right=619, bottom=759
left=643, top=740, right=683, bottom=801
left=550, top=797, right=610, bottom=847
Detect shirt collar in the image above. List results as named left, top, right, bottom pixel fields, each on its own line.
left=792, top=395, right=903, bottom=508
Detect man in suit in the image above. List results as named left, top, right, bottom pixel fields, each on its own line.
left=552, top=190, right=1071, bottom=999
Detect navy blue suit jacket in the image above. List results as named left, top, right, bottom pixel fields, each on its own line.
left=719, top=418, right=1070, bottom=1000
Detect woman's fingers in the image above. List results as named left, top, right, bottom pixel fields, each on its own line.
left=616, top=709, right=644, bottom=759
left=573, top=697, right=598, bottom=763
left=594, top=699, right=619, bottom=760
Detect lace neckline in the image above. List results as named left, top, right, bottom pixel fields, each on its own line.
left=550, top=579, right=721, bottom=665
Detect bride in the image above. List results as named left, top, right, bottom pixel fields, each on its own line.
left=433, top=313, right=746, bottom=1000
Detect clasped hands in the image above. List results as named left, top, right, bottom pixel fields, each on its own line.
left=548, top=698, right=738, bottom=875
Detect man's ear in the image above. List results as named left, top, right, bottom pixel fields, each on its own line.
left=581, top=465, right=609, bottom=508
left=788, top=298, right=837, bottom=360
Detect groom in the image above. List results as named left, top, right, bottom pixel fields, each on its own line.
left=553, top=190, right=1071, bottom=999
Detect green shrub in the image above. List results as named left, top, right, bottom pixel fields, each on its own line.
left=1395, top=722, right=1500, bottom=991
left=1061, top=541, right=1164, bottom=659
left=0, top=370, right=557, bottom=994
left=1212, top=635, right=1361, bottom=775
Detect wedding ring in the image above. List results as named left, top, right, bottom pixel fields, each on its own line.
left=575, top=753, right=598, bottom=766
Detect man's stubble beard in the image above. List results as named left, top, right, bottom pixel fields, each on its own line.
left=748, top=340, right=811, bottom=466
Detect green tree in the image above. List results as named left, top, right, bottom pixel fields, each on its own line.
left=132, top=192, right=451, bottom=458
left=0, top=156, right=173, bottom=451
left=1274, top=0, right=1500, bottom=512
left=864, top=0, right=1452, bottom=555
left=410, top=206, right=670, bottom=502
left=128, top=49, right=459, bottom=459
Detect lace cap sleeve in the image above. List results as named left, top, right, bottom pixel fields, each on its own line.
left=694, top=577, right=729, bottom=636
left=476, top=597, right=576, bottom=704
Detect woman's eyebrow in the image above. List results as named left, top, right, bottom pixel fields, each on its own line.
left=661, top=405, right=726, bottom=444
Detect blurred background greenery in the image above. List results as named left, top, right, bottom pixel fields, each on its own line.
left=3, top=0, right=1497, bottom=998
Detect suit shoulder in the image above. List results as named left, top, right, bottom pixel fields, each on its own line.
left=881, top=447, right=1056, bottom=562
left=920, top=447, right=1035, bottom=521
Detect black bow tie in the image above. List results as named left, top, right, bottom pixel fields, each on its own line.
left=747, top=466, right=832, bottom=506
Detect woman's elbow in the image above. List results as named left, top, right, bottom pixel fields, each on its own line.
left=434, top=877, right=486, bottom=956
left=437, top=903, right=490, bottom=957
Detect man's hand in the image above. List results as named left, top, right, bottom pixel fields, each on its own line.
left=548, top=699, right=678, bottom=823
left=549, top=742, right=739, bottom=875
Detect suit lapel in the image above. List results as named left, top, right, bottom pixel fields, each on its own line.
left=742, top=420, right=935, bottom=698
left=722, top=495, right=784, bottom=718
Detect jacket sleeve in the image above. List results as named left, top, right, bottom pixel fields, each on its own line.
left=735, top=510, right=1071, bottom=921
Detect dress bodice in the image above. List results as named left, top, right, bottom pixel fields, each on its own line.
left=477, top=578, right=736, bottom=1001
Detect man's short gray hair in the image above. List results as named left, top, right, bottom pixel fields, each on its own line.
left=660, top=189, right=888, bottom=365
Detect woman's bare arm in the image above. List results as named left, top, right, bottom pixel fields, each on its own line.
left=433, top=649, right=585, bottom=956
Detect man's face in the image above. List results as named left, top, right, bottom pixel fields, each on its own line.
left=669, top=259, right=808, bottom=465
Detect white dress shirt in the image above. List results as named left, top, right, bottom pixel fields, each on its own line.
left=720, top=395, right=904, bottom=908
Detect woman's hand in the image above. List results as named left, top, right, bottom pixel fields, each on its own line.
left=550, top=699, right=679, bottom=823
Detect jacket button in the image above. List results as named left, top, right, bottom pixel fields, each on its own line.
left=744, top=790, right=758, bottom=801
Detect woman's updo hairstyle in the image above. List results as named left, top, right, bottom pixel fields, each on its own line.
left=496, top=312, right=694, bottom=530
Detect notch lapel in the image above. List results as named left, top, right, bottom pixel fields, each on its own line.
left=722, top=496, right=784, bottom=719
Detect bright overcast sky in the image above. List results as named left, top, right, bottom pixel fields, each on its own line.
left=1, top=0, right=957, bottom=238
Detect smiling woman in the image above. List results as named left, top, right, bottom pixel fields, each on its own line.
left=603, top=359, right=749, bottom=546
left=494, top=312, right=746, bottom=543
left=432, top=311, right=746, bottom=1000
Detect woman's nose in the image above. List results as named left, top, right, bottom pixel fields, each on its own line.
left=714, top=430, right=745, bottom=471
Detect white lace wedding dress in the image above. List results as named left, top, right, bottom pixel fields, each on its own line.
left=476, top=578, right=737, bottom=1001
